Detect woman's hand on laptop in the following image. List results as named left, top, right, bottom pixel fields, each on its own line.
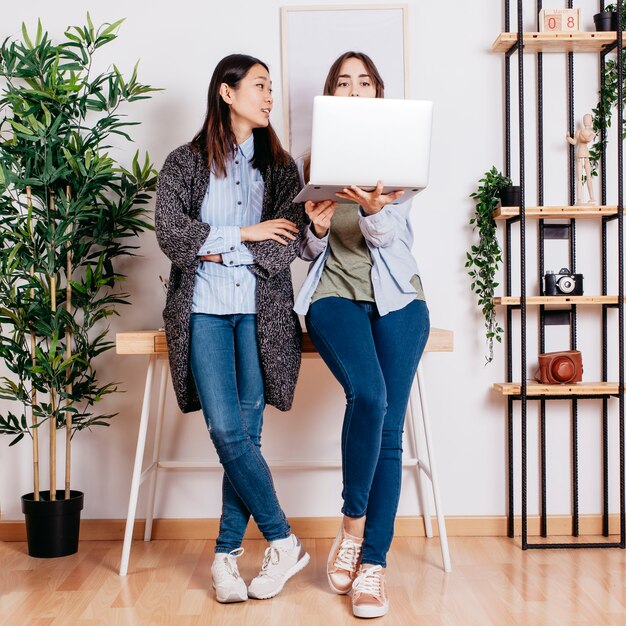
left=240, top=219, right=299, bottom=245
left=335, top=180, right=404, bottom=215
left=305, top=200, right=336, bottom=238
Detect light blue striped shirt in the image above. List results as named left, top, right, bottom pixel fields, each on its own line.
left=192, top=134, right=264, bottom=314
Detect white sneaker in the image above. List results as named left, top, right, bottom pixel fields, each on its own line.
left=247, top=535, right=310, bottom=599
left=351, top=565, right=389, bottom=618
left=211, top=548, right=248, bottom=603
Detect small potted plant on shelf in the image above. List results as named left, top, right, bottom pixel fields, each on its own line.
left=608, top=2, right=626, bottom=30
left=0, top=16, right=159, bottom=557
left=466, top=167, right=512, bottom=364
left=498, top=184, right=521, bottom=207
left=595, top=2, right=626, bottom=31
left=594, top=8, right=614, bottom=31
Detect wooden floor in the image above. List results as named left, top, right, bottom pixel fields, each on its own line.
left=1, top=536, right=625, bottom=625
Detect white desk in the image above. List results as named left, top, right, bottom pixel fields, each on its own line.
left=116, top=328, right=453, bottom=576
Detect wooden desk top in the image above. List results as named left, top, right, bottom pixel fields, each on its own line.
left=116, top=328, right=454, bottom=356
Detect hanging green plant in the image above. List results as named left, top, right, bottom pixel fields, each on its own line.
left=466, top=167, right=511, bottom=364
left=589, top=3, right=626, bottom=176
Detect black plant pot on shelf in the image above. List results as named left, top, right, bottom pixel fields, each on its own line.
left=594, top=12, right=614, bottom=31
left=21, top=490, right=84, bottom=558
left=611, top=12, right=626, bottom=30
left=499, top=185, right=521, bottom=207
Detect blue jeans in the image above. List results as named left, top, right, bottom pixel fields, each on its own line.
left=189, top=313, right=291, bottom=553
left=306, top=298, right=430, bottom=567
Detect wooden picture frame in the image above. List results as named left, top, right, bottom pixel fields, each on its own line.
left=280, top=4, right=409, bottom=157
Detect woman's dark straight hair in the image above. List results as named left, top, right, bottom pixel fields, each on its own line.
left=303, top=51, right=384, bottom=182
left=191, top=53, right=288, bottom=177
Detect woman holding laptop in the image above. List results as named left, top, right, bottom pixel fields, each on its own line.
left=295, top=51, right=430, bottom=619
left=156, top=53, right=308, bottom=604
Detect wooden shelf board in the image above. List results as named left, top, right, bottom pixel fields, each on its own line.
left=492, top=32, right=618, bottom=53
left=493, top=381, right=622, bottom=396
left=117, top=327, right=454, bottom=355
left=494, top=296, right=623, bottom=306
left=494, top=205, right=620, bottom=220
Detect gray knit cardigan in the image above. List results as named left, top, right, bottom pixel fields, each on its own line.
left=155, top=143, right=306, bottom=413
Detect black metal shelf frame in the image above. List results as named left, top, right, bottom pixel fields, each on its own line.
left=502, top=0, right=625, bottom=549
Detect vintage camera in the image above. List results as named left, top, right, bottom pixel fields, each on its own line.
left=535, top=350, right=583, bottom=384
left=544, top=268, right=583, bottom=296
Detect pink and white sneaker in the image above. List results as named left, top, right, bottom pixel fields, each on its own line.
left=326, top=525, right=363, bottom=594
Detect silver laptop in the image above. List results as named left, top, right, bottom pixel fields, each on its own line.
left=293, top=96, right=433, bottom=204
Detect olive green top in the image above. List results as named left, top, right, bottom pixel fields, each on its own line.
left=311, top=203, right=375, bottom=303
left=311, top=203, right=426, bottom=305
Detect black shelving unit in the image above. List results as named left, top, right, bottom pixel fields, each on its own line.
left=495, top=0, right=625, bottom=549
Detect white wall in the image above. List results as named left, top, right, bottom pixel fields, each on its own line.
left=1, top=0, right=623, bottom=523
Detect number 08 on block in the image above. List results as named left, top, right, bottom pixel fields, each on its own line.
left=539, top=8, right=580, bottom=32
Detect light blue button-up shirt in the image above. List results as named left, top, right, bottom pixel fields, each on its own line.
left=192, top=134, right=264, bottom=314
left=294, top=159, right=424, bottom=316
left=295, top=203, right=423, bottom=316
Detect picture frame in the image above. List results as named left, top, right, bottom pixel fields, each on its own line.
left=280, top=4, right=409, bottom=157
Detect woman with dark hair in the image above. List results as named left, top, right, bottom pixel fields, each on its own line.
left=295, top=51, right=430, bottom=619
left=156, top=53, right=308, bottom=604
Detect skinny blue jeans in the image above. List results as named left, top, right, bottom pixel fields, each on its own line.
left=189, top=313, right=291, bottom=553
left=306, top=297, right=430, bottom=567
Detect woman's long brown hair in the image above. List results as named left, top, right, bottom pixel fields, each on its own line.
left=192, top=54, right=288, bottom=177
left=303, top=51, right=385, bottom=182
left=323, top=51, right=385, bottom=99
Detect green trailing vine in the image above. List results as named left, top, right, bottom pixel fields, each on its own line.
left=589, top=51, right=626, bottom=175
left=466, top=167, right=511, bottom=364
left=589, top=3, right=626, bottom=175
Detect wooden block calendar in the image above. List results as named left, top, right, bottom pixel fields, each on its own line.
left=539, top=8, right=581, bottom=32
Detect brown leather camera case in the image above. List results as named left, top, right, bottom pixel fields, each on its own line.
left=534, top=350, right=583, bottom=384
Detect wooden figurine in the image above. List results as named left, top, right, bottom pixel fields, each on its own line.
left=566, top=114, right=596, bottom=206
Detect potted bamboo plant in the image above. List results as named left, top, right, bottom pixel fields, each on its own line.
left=0, top=16, right=158, bottom=557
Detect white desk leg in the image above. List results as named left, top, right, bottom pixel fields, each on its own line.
left=144, top=357, right=169, bottom=542
left=406, top=385, right=433, bottom=538
left=416, top=363, right=452, bottom=572
left=119, top=354, right=156, bottom=576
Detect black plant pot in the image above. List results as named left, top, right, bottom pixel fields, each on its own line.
left=611, top=12, right=626, bottom=31
left=594, top=12, right=614, bottom=31
left=499, top=185, right=521, bottom=207
left=21, top=490, right=84, bottom=558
